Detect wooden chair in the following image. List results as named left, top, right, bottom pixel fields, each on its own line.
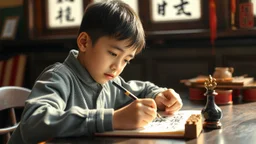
left=0, top=86, right=31, bottom=144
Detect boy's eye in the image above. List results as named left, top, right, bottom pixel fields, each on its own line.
left=108, top=51, right=117, bottom=56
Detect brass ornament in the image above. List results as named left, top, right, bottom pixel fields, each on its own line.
left=204, top=75, right=217, bottom=91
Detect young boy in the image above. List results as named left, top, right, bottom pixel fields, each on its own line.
left=8, top=1, right=182, bottom=143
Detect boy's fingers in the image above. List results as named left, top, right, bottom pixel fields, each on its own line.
left=137, top=99, right=157, bottom=119
left=158, top=94, right=175, bottom=108
left=157, top=89, right=181, bottom=108
left=143, top=108, right=157, bottom=121
left=139, top=99, right=157, bottom=109
left=165, top=101, right=183, bottom=114
left=166, top=94, right=182, bottom=108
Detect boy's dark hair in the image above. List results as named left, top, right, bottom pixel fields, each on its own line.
left=78, top=0, right=145, bottom=54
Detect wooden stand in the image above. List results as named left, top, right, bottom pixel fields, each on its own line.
left=203, top=121, right=222, bottom=129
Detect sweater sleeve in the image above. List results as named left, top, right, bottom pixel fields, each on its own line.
left=19, top=70, right=113, bottom=144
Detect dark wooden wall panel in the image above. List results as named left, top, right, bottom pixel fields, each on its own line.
left=24, top=47, right=256, bottom=92
left=151, top=57, right=214, bottom=91
left=120, top=58, right=147, bottom=81
left=222, top=54, right=256, bottom=78
left=25, top=52, right=68, bottom=88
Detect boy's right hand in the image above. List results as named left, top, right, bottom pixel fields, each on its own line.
left=113, top=99, right=157, bottom=130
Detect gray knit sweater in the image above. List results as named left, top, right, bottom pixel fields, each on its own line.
left=8, top=50, right=166, bottom=144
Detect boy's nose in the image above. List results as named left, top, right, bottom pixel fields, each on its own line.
left=110, top=65, right=117, bottom=71
left=111, top=60, right=122, bottom=71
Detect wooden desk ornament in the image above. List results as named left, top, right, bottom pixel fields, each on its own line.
left=201, top=75, right=223, bottom=129
left=184, top=114, right=202, bottom=139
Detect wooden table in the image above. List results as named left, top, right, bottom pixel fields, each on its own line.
left=46, top=92, right=256, bottom=144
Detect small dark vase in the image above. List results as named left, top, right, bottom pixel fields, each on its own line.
left=201, top=89, right=223, bottom=129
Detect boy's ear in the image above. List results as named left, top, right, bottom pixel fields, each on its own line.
left=77, top=32, right=90, bottom=52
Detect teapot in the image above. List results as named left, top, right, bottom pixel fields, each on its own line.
left=213, top=67, right=234, bottom=79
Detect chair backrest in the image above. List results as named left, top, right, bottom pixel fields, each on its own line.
left=0, top=86, right=31, bottom=143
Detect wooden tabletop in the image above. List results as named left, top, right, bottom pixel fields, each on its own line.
left=46, top=92, right=256, bottom=144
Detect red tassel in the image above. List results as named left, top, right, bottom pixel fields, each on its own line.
left=231, top=0, right=236, bottom=13
left=209, top=0, right=217, bottom=45
left=231, top=0, right=236, bottom=30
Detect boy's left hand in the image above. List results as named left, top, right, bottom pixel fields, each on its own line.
left=154, top=89, right=183, bottom=114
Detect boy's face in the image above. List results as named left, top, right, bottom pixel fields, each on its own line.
left=77, top=33, right=136, bottom=84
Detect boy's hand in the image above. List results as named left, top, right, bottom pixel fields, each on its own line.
left=113, top=99, right=157, bottom=130
left=154, top=89, right=183, bottom=114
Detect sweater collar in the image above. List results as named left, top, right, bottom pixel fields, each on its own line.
left=63, top=49, right=103, bottom=90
